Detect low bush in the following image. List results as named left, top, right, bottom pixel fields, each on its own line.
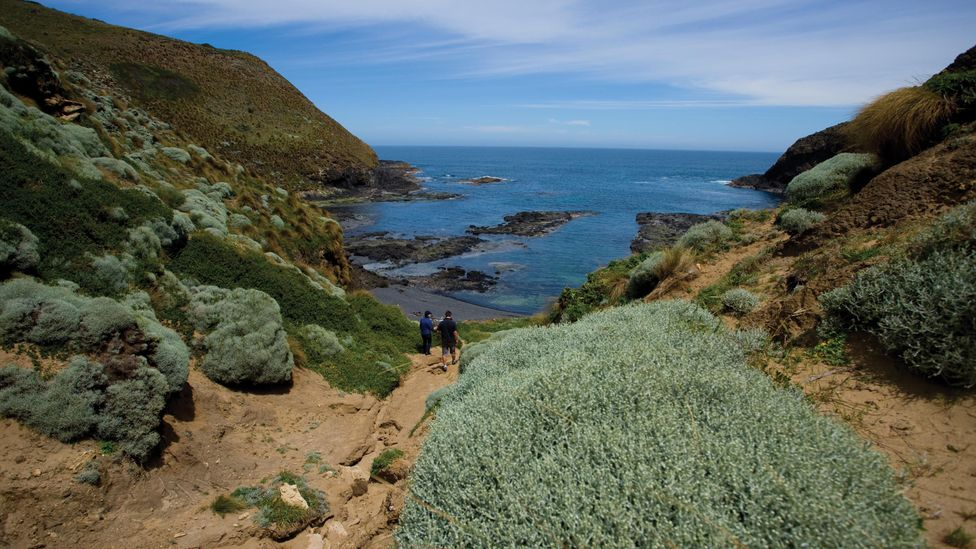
left=228, top=472, right=328, bottom=532
left=74, top=460, right=101, bottom=485
left=924, top=69, right=976, bottom=113
left=785, top=153, right=878, bottom=207
left=722, top=288, right=759, bottom=315
left=626, top=247, right=694, bottom=298
left=778, top=207, right=826, bottom=235
left=695, top=250, right=768, bottom=313
left=676, top=220, right=732, bottom=252
left=909, top=200, right=976, bottom=258
left=627, top=251, right=664, bottom=298
left=399, top=301, right=921, bottom=547
left=189, top=286, right=293, bottom=385
left=550, top=255, right=645, bottom=323
left=819, top=249, right=976, bottom=387
left=295, top=324, right=344, bottom=363
left=0, top=218, right=39, bottom=273
left=370, top=448, right=405, bottom=477
left=0, top=279, right=187, bottom=458
left=846, top=86, right=955, bottom=162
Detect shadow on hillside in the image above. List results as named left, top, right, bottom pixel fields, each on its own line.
left=846, top=332, right=965, bottom=402
left=222, top=379, right=294, bottom=396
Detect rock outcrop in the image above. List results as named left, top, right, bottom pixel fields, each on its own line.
left=630, top=212, right=726, bottom=253
left=467, top=211, right=594, bottom=237
left=730, top=122, right=852, bottom=193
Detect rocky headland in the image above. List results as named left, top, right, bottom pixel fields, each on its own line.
left=304, top=160, right=462, bottom=204
left=729, top=122, right=852, bottom=193
left=467, top=210, right=594, bottom=236
left=630, top=212, right=727, bottom=253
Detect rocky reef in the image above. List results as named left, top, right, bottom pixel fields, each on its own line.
left=467, top=210, right=594, bottom=237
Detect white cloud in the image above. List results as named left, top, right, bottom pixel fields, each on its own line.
left=89, top=0, right=975, bottom=107
left=548, top=118, right=591, bottom=126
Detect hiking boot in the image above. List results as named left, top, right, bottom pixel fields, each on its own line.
left=442, top=364, right=449, bottom=372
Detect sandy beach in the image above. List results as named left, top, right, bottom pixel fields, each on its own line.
left=371, top=285, right=525, bottom=321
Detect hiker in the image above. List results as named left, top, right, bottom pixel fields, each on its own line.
left=420, top=310, right=434, bottom=355
left=435, top=310, right=459, bottom=371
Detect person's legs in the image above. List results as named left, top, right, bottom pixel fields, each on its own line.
left=422, top=334, right=431, bottom=355
left=441, top=346, right=450, bottom=369
left=451, top=345, right=457, bottom=365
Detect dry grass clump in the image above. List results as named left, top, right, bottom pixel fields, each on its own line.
left=847, top=86, right=955, bottom=162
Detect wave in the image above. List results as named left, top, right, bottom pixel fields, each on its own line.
left=711, top=179, right=732, bottom=185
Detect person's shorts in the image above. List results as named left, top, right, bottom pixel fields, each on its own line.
left=441, top=344, right=456, bottom=355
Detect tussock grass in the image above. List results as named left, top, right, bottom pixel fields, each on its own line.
left=847, top=86, right=955, bottom=162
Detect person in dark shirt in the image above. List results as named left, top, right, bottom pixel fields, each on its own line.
left=435, top=310, right=459, bottom=371
left=419, top=311, right=434, bottom=355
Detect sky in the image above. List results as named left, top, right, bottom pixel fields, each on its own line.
left=41, top=0, right=976, bottom=152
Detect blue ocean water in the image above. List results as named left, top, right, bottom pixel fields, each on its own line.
left=335, top=146, right=780, bottom=314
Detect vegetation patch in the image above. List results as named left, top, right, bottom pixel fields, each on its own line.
left=370, top=448, right=405, bottom=478
left=778, top=207, right=826, bottom=235
left=110, top=63, right=200, bottom=101
left=695, top=250, right=768, bottom=313
left=785, top=153, right=878, bottom=207
left=399, top=301, right=921, bottom=546
left=224, top=472, right=328, bottom=540
left=721, top=288, right=759, bottom=315
left=550, top=254, right=645, bottom=323
left=457, top=316, right=544, bottom=344
left=676, top=220, right=733, bottom=252
left=169, top=234, right=415, bottom=395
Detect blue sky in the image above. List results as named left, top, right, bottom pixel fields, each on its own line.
left=42, top=0, right=976, bottom=152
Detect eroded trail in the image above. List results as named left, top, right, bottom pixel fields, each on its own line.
left=0, top=353, right=455, bottom=548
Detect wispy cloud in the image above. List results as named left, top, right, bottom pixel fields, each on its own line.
left=59, top=0, right=976, bottom=107
left=548, top=118, right=591, bottom=126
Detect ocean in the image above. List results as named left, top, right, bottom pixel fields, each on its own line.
left=336, top=146, right=781, bottom=314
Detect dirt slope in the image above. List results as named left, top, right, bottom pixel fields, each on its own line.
left=0, top=353, right=454, bottom=548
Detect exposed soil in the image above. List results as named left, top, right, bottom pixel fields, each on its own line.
left=0, top=353, right=456, bottom=548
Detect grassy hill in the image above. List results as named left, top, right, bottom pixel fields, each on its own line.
left=0, top=0, right=377, bottom=189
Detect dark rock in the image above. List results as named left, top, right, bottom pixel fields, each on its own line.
left=467, top=211, right=594, bottom=237
left=459, top=176, right=506, bottom=185
left=729, top=122, right=852, bottom=193
left=938, top=43, right=976, bottom=74
left=345, top=235, right=486, bottom=265
left=408, top=267, right=498, bottom=293
left=0, top=29, right=86, bottom=120
left=630, top=212, right=725, bottom=253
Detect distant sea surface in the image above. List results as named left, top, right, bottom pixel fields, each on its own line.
left=336, top=146, right=781, bottom=315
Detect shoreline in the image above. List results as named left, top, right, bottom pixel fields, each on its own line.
left=370, top=285, right=525, bottom=321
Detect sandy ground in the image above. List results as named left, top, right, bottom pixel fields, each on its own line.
left=371, top=285, right=523, bottom=321
left=0, top=352, right=456, bottom=548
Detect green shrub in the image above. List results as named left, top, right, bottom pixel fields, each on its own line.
left=550, top=255, right=645, bottom=323
left=170, top=234, right=414, bottom=395
left=676, top=220, right=733, bottom=252
left=847, top=86, right=955, bottom=162
left=74, top=460, right=101, bottom=485
left=398, top=301, right=921, bottom=547
left=189, top=286, right=293, bottom=385
left=371, top=448, right=405, bottom=477
left=0, top=131, right=171, bottom=294
left=0, top=218, right=39, bottom=273
left=296, top=324, right=344, bottom=362
left=228, top=472, right=328, bottom=531
left=695, top=251, right=768, bottom=313
left=786, top=153, right=878, bottom=206
left=722, top=288, right=759, bottom=315
left=924, top=70, right=976, bottom=111
left=627, top=251, right=664, bottom=298
left=820, top=249, right=976, bottom=387
left=778, top=207, right=827, bottom=235
left=910, top=200, right=976, bottom=258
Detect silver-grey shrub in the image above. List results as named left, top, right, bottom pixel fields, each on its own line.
left=778, top=207, right=827, bottom=235
left=0, top=218, right=40, bottom=272
left=676, top=220, right=732, bottom=251
left=95, top=364, right=169, bottom=459
left=189, top=286, right=293, bottom=385
left=722, top=288, right=760, bottom=315
left=627, top=251, right=663, bottom=298
left=297, top=324, right=344, bottom=361
left=786, top=153, right=877, bottom=205
left=820, top=249, right=976, bottom=387
left=398, top=301, right=921, bottom=547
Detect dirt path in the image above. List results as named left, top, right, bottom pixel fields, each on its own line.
left=0, top=352, right=456, bottom=548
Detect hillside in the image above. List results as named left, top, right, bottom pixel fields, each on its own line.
left=0, top=0, right=377, bottom=189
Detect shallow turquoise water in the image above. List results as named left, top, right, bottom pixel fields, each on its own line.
left=335, top=146, right=780, bottom=314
